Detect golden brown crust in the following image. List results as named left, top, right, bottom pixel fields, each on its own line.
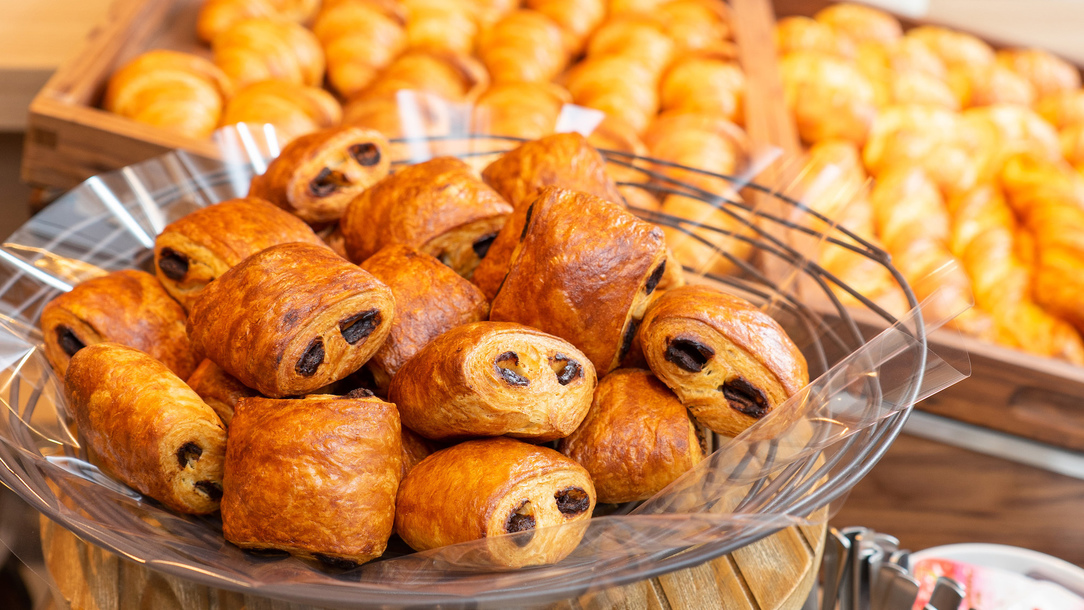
left=558, top=369, right=702, bottom=504
left=64, top=343, right=226, bottom=515
left=222, top=395, right=401, bottom=565
left=219, top=79, right=342, bottom=145
left=639, top=285, right=809, bottom=436
left=476, top=10, right=569, bottom=84
left=473, top=134, right=625, bottom=299
left=186, top=359, right=260, bottom=426
left=389, top=321, right=596, bottom=441
left=248, top=126, right=391, bottom=224
left=489, top=187, right=667, bottom=374
left=212, top=17, right=325, bottom=89
left=312, top=0, right=406, bottom=97
left=400, top=425, right=438, bottom=479
left=339, top=157, right=512, bottom=277
left=153, top=197, right=329, bottom=311
left=471, top=82, right=572, bottom=139
left=40, top=270, right=197, bottom=379
left=359, top=244, right=489, bottom=389
left=395, top=437, right=595, bottom=567
left=187, top=242, right=395, bottom=397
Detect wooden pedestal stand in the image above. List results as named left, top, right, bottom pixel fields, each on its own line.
left=40, top=515, right=825, bottom=610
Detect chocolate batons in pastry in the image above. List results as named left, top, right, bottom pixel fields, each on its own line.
left=473, top=133, right=626, bottom=299
left=359, top=244, right=489, bottom=390
left=248, top=126, right=390, bottom=225
left=395, top=437, right=596, bottom=568
left=389, top=321, right=595, bottom=441
left=489, top=187, right=668, bottom=375
left=559, top=369, right=703, bottom=504
left=153, top=197, right=328, bottom=311
left=339, top=157, right=512, bottom=277
left=186, top=359, right=260, bottom=426
left=222, top=393, right=402, bottom=567
left=639, top=285, right=809, bottom=437
left=64, top=343, right=226, bottom=514
left=187, top=242, right=394, bottom=397
left=40, top=269, right=197, bottom=379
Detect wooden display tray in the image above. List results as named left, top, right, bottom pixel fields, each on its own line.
left=40, top=514, right=826, bottom=610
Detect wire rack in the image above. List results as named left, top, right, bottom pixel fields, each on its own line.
left=0, top=128, right=927, bottom=608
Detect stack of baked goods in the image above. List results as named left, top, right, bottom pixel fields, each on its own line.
left=777, top=2, right=1084, bottom=364
left=40, top=132, right=810, bottom=570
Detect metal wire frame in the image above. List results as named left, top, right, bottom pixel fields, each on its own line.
left=0, top=133, right=926, bottom=608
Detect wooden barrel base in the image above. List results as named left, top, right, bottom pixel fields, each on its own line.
left=40, top=514, right=825, bottom=610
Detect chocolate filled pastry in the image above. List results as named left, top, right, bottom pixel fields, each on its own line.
left=359, top=244, right=489, bottom=390
left=638, top=285, right=809, bottom=436
left=64, top=343, right=226, bottom=515
left=489, top=187, right=667, bottom=374
left=558, top=369, right=703, bottom=504
left=473, top=133, right=625, bottom=300
left=248, top=126, right=390, bottom=225
left=40, top=269, right=197, bottom=379
left=389, top=321, right=596, bottom=441
left=187, top=242, right=395, bottom=397
left=339, top=157, right=512, bottom=277
left=222, top=393, right=402, bottom=567
left=395, top=437, right=596, bottom=567
left=186, top=359, right=260, bottom=426
left=153, top=197, right=328, bottom=311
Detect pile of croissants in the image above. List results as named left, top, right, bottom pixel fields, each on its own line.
left=778, top=2, right=1084, bottom=364
left=41, top=131, right=808, bottom=569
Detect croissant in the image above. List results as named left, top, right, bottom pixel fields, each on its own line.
left=186, top=359, right=259, bottom=426
left=40, top=270, right=197, bottom=379
left=1062, top=122, right=1084, bottom=172
left=996, top=48, right=1081, bottom=100
left=220, top=80, right=341, bottom=144
left=212, top=17, right=324, bottom=89
left=775, top=16, right=855, bottom=59
left=524, top=0, right=606, bottom=54
left=586, top=15, right=675, bottom=77
left=962, top=105, right=1061, bottom=171
left=462, top=0, right=519, bottom=27
left=948, top=62, right=1036, bottom=109
left=197, top=0, right=320, bottom=43
left=153, top=197, right=328, bottom=311
left=564, top=54, right=660, bottom=135
left=361, top=50, right=489, bottom=102
left=1036, top=90, right=1084, bottom=129
left=471, top=82, right=571, bottom=139
left=65, top=343, right=226, bottom=515
left=558, top=368, right=703, bottom=503
left=103, top=50, right=232, bottom=139
left=476, top=10, right=569, bottom=84
left=814, top=2, right=902, bottom=46
left=248, top=126, right=391, bottom=224
left=395, top=437, right=595, bottom=568
left=649, top=0, right=734, bottom=56
left=339, top=157, right=513, bottom=277
left=781, top=51, right=878, bottom=145
left=906, top=25, right=995, bottom=69
left=401, top=0, right=478, bottom=55
left=186, top=242, right=395, bottom=397
left=222, top=393, right=401, bottom=567
left=358, top=244, right=489, bottom=390
left=312, top=0, right=406, bottom=97
left=660, top=53, right=745, bottom=125
left=586, top=114, right=654, bottom=195
left=638, top=285, right=809, bottom=437
left=343, top=89, right=455, bottom=141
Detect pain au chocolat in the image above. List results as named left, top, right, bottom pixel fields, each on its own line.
left=358, top=244, right=489, bottom=390
left=248, top=126, right=390, bottom=225
left=389, top=321, right=595, bottom=442
left=339, top=156, right=512, bottom=277
left=558, top=369, right=703, bottom=504
left=64, top=343, right=226, bottom=515
left=395, top=437, right=595, bottom=568
left=488, top=186, right=668, bottom=375
left=153, top=197, right=328, bottom=311
left=222, top=393, right=402, bottom=567
left=40, top=269, right=197, bottom=379
left=186, top=242, right=394, bottom=397
left=638, top=285, right=809, bottom=437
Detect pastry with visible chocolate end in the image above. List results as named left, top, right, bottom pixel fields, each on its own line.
left=186, top=359, right=260, bottom=426
left=64, top=343, right=226, bottom=515
left=638, top=285, right=809, bottom=437
left=389, top=321, right=595, bottom=441
left=559, top=369, right=703, bottom=504
left=222, top=394, right=402, bottom=566
left=187, top=242, right=395, bottom=397
left=489, top=187, right=667, bottom=374
left=40, top=270, right=197, bottom=379
left=249, top=126, right=390, bottom=225
left=153, top=197, right=328, bottom=311
left=339, top=157, right=512, bottom=277
left=395, top=437, right=595, bottom=568
left=473, top=133, right=625, bottom=299
left=359, top=244, right=489, bottom=390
